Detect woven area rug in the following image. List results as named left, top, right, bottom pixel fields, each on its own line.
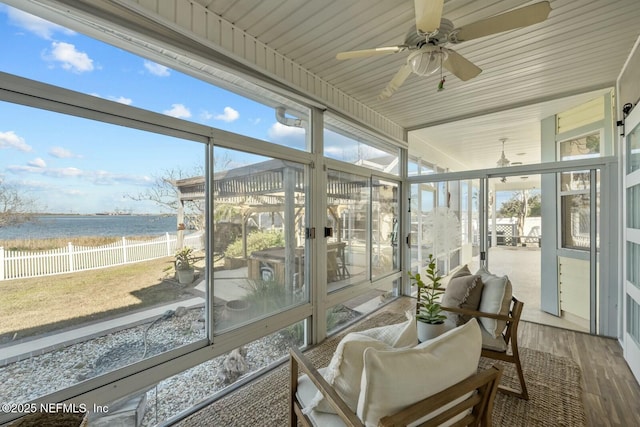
left=177, top=312, right=587, bottom=426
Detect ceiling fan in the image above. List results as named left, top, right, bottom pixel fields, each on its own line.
left=335, top=0, right=552, bottom=99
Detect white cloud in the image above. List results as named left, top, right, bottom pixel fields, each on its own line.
left=144, top=60, right=170, bottom=77
left=200, top=110, right=214, bottom=121
left=110, top=96, right=133, bottom=105
left=49, top=146, right=81, bottom=159
left=163, top=104, right=191, bottom=119
left=46, top=42, right=94, bottom=73
left=7, top=164, right=152, bottom=186
left=215, top=106, right=240, bottom=122
left=0, top=130, right=32, bottom=152
left=7, top=7, right=75, bottom=40
left=250, top=118, right=262, bottom=125
left=28, top=158, right=47, bottom=168
left=268, top=122, right=306, bottom=139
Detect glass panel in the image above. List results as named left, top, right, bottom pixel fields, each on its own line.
left=326, top=278, right=399, bottom=335
left=0, top=6, right=310, bottom=152
left=559, top=133, right=600, bottom=160
left=408, top=159, right=420, bottom=177
left=628, top=242, right=640, bottom=289
left=410, top=179, right=479, bottom=286
left=0, top=102, right=207, bottom=405
left=323, top=128, right=400, bottom=175
left=628, top=184, right=640, bottom=229
left=371, top=178, right=399, bottom=278
left=133, top=320, right=307, bottom=425
left=561, top=194, right=591, bottom=249
left=628, top=121, right=640, bottom=174
left=212, top=147, right=307, bottom=333
left=326, top=170, right=369, bottom=291
left=560, top=171, right=591, bottom=191
left=627, top=295, right=640, bottom=346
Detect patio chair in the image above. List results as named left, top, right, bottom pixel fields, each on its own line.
left=289, top=319, right=503, bottom=427
left=442, top=296, right=528, bottom=400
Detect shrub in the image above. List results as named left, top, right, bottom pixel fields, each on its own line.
left=224, top=230, right=285, bottom=258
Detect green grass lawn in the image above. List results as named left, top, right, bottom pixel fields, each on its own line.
left=0, top=257, right=202, bottom=344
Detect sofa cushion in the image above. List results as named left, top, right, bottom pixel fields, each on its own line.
left=442, top=270, right=484, bottom=326
left=357, top=319, right=482, bottom=427
left=476, top=266, right=513, bottom=338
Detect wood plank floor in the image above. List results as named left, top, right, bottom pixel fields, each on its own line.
left=380, top=297, right=640, bottom=427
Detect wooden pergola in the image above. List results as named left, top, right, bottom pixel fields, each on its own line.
left=173, top=160, right=371, bottom=288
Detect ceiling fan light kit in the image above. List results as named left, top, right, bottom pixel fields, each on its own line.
left=336, top=0, right=551, bottom=99
left=408, top=48, right=447, bottom=76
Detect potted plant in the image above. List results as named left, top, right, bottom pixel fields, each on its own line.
left=409, top=254, right=448, bottom=342
left=175, top=246, right=195, bottom=284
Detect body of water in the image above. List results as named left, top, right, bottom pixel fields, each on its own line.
left=0, top=215, right=178, bottom=240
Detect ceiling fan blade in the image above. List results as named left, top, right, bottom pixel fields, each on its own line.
left=378, top=64, right=412, bottom=100
left=336, top=46, right=405, bottom=60
left=452, top=1, right=551, bottom=43
left=415, top=0, right=444, bottom=34
left=443, top=50, right=482, bottom=81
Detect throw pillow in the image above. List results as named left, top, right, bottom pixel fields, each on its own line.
left=476, top=266, right=513, bottom=338
left=306, top=333, right=392, bottom=414
left=358, top=310, right=418, bottom=348
left=357, top=319, right=482, bottom=427
left=308, top=312, right=418, bottom=414
left=442, top=274, right=483, bottom=325
left=451, top=264, right=472, bottom=279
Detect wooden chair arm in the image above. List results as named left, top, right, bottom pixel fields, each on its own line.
left=379, top=365, right=503, bottom=427
left=290, top=347, right=363, bottom=426
left=441, top=305, right=513, bottom=322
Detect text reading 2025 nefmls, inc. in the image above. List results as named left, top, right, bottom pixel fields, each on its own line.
left=1, top=403, right=109, bottom=414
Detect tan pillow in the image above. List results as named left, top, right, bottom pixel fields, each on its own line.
left=442, top=274, right=483, bottom=325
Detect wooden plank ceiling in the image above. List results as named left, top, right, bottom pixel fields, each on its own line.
left=193, top=0, right=640, bottom=171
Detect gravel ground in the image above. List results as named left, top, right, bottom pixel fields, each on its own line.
left=1, top=305, right=358, bottom=426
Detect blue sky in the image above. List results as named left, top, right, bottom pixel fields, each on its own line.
left=0, top=5, right=307, bottom=214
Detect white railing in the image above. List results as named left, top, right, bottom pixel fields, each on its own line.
left=0, top=232, right=204, bottom=281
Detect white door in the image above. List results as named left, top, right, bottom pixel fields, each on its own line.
left=623, top=103, right=640, bottom=382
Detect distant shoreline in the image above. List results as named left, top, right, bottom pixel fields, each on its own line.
left=35, top=213, right=172, bottom=217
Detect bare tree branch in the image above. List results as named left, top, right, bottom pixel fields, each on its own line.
left=0, top=179, right=38, bottom=228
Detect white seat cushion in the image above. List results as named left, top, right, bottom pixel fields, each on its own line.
left=357, top=319, right=482, bottom=427
left=297, top=368, right=347, bottom=427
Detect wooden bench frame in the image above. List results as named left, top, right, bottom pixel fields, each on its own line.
left=442, top=296, right=528, bottom=400
left=289, top=347, right=502, bottom=427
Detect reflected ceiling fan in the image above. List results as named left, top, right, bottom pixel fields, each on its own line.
left=336, top=0, right=551, bottom=99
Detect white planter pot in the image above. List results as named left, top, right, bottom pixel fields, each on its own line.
left=417, top=320, right=447, bottom=342
left=176, top=268, right=195, bottom=284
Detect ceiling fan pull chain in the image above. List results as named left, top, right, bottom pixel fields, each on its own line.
left=437, top=51, right=445, bottom=91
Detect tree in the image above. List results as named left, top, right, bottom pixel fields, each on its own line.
left=0, top=179, right=38, bottom=228
left=499, top=190, right=541, bottom=241
left=126, top=167, right=205, bottom=230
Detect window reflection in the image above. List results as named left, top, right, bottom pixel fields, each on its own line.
left=212, top=147, right=308, bottom=332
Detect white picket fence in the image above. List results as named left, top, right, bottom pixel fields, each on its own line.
left=0, top=232, right=204, bottom=281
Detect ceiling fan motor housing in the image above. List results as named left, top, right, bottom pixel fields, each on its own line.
left=407, top=18, right=454, bottom=47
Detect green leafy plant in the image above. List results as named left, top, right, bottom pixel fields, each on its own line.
left=224, top=230, right=285, bottom=258
left=175, top=246, right=194, bottom=271
left=409, top=254, right=447, bottom=324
